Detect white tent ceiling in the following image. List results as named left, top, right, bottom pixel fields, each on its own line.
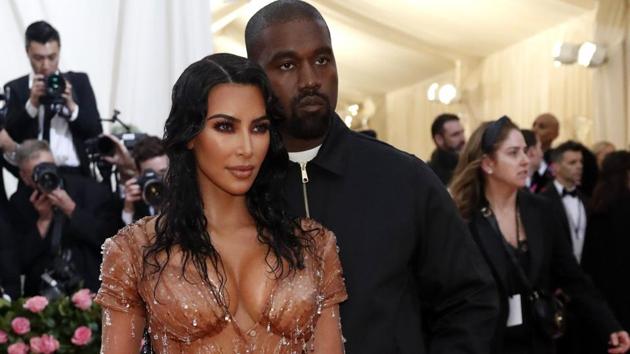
left=211, top=0, right=596, bottom=103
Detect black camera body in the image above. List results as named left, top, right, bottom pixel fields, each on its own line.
left=40, top=73, right=66, bottom=105
left=40, top=249, right=82, bottom=301
left=32, top=162, right=62, bottom=193
left=85, top=132, right=147, bottom=159
left=136, top=169, right=164, bottom=207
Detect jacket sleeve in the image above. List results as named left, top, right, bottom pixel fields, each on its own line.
left=68, top=73, right=102, bottom=140
left=545, top=200, right=622, bottom=339
left=3, top=81, right=38, bottom=143
left=413, top=161, right=499, bottom=354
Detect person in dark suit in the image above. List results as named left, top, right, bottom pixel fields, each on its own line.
left=427, top=113, right=466, bottom=185
left=521, top=129, right=545, bottom=193
left=120, top=136, right=168, bottom=224
left=581, top=151, right=630, bottom=352
left=531, top=113, right=559, bottom=193
left=10, top=139, right=118, bottom=296
left=245, top=2, right=499, bottom=353
left=450, top=116, right=629, bottom=354
left=0, top=129, right=20, bottom=298
left=3, top=21, right=102, bottom=176
left=541, top=141, right=588, bottom=263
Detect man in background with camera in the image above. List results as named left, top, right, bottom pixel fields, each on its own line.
left=120, top=136, right=167, bottom=225
left=10, top=139, right=118, bottom=297
left=3, top=20, right=102, bottom=177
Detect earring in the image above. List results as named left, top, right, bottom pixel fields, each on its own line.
left=486, top=169, right=493, bottom=174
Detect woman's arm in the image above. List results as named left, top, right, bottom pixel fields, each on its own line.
left=100, top=308, right=145, bottom=353
left=313, top=304, right=344, bottom=354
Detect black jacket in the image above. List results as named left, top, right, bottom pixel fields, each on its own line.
left=10, top=173, right=119, bottom=295
left=427, top=148, right=458, bottom=185
left=284, top=115, right=499, bottom=354
left=3, top=72, right=102, bottom=175
left=468, top=191, right=621, bottom=353
left=540, top=182, right=589, bottom=247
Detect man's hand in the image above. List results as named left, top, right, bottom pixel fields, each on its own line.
left=29, top=74, right=46, bottom=108
left=46, top=188, right=76, bottom=217
left=100, top=133, right=137, bottom=181
left=30, top=190, right=53, bottom=238
left=123, top=177, right=141, bottom=214
left=609, top=330, right=630, bottom=354
left=62, top=79, right=77, bottom=113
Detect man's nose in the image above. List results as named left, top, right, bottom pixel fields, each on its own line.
left=298, top=63, right=321, bottom=91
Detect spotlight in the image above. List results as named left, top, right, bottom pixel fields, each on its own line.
left=438, top=84, right=458, bottom=105
left=552, top=42, right=578, bottom=64
left=578, top=42, right=606, bottom=67
left=427, top=82, right=439, bottom=101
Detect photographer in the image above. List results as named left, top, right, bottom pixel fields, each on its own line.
left=121, top=136, right=167, bottom=225
left=0, top=128, right=20, bottom=299
left=3, top=21, right=102, bottom=177
left=10, top=140, right=118, bottom=296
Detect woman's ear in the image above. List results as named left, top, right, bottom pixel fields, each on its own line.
left=186, top=139, right=194, bottom=150
left=481, top=155, right=495, bottom=175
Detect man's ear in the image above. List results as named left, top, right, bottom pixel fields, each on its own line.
left=434, top=134, right=444, bottom=149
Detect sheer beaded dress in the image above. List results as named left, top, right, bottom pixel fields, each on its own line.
left=96, top=217, right=347, bottom=353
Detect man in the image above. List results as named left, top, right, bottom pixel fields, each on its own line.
left=531, top=113, right=559, bottom=193
left=245, top=2, right=499, bottom=353
left=542, top=141, right=587, bottom=263
left=521, top=129, right=545, bottom=192
left=427, top=113, right=465, bottom=185
left=121, top=136, right=168, bottom=224
left=0, top=128, right=20, bottom=299
left=3, top=21, right=102, bottom=176
left=10, top=140, right=118, bottom=296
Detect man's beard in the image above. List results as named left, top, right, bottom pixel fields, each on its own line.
left=284, top=92, right=332, bottom=140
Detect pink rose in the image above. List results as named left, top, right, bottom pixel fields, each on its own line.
left=71, top=289, right=92, bottom=310
left=71, top=326, right=92, bottom=346
left=7, top=342, right=29, bottom=354
left=29, top=334, right=60, bottom=354
left=23, top=296, right=49, bottom=313
left=11, top=317, right=30, bottom=335
left=0, top=329, right=8, bottom=343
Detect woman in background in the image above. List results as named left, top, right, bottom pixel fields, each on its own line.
left=96, top=53, right=347, bottom=353
left=449, top=116, right=629, bottom=354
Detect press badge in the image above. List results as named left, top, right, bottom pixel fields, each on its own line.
left=506, top=294, right=523, bottom=327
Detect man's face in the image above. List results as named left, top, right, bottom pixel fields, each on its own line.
left=532, top=115, right=559, bottom=150
left=526, top=138, right=543, bottom=175
left=436, top=120, right=465, bottom=153
left=251, top=19, right=338, bottom=141
left=26, top=41, right=60, bottom=77
left=555, top=150, right=583, bottom=186
left=139, top=155, right=169, bottom=176
left=19, top=151, right=56, bottom=189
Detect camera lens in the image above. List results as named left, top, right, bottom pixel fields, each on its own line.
left=143, top=180, right=164, bottom=207
left=46, top=74, right=66, bottom=98
left=32, top=162, right=61, bottom=193
left=96, top=136, right=116, bottom=156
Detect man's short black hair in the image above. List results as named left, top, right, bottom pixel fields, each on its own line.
left=521, top=129, right=537, bottom=148
left=431, top=113, right=459, bottom=139
left=245, top=0, right=329, bottom=58
left=550, top=140, right=582, bottom=163
left=133, top=136, right=165, bottom=170
left=25, top=21, right=60, bottom=48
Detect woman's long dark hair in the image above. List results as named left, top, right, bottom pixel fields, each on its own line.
left=590, top=150, right=630, bottom=213
left=143, top=53, right=313, bottom=304
left=450, top=117, right=520, bottom=220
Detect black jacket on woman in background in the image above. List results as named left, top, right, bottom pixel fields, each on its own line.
left=468, top=190, right=621, bottom=354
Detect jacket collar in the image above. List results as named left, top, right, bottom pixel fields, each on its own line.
left=306, top=113, right=350, bottom=176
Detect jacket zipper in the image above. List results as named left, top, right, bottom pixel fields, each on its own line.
left=299, top=162, right=311, bottom=218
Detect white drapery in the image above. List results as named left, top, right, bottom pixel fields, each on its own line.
left=1, top=0, right=212, bottom=196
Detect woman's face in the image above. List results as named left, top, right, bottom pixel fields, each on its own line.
left=483, top=129, right=530, bottom=189
left=188, top=83, right=270, bottom=196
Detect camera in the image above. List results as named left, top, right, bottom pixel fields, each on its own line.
left=40, top=249, right=82, bottom=301
left=136, top=169, right=164, bottom=207
left=40, top=73, right=66, bottom=105
left=32, top=162, right=62, bottom=192
left=85, top=132, right=147, bottom=159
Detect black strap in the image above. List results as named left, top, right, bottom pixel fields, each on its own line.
left=49, top=209, right=64, bottom=256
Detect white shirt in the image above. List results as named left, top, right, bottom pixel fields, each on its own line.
left=553, top=180, right=587, bottom=262
left=26, top=72, right=80, bottom=167
left=288, top=145, right=321, bottom=164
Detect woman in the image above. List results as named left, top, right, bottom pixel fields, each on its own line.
left=449, top=116, right=629, bottom=354
left=96, top=53, right=347, bottom=353
left=582, top=151, right=630, bottom=349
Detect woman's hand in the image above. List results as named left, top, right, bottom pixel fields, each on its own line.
left=609, top=330, right=630, bottom=354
